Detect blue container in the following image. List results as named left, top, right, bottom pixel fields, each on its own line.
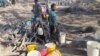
left=26, top=20, right=32, bottom=26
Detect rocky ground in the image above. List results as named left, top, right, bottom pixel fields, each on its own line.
left=0, top=2, right=100, bottom=56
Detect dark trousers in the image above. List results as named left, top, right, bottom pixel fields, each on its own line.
left=37, top=34, right=46, bottom=44
left=50, top=25, right=55, bottom=34
left=49, top=25, right=60, bottom=43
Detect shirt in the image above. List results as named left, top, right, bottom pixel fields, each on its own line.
left=32, top=3, right=42, bottom=23
left=32, top=3, right=42, bottom=18
left=48, top=10, right=57, bottom=26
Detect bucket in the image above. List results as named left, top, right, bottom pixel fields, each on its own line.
left=59, top=32, right=66, bottom=44
left=87, top=41, right=100, bottom=56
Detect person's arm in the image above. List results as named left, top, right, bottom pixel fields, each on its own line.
left=32, top=5, right=34, bottom=13
left=38, top=4, right=42, bottom=15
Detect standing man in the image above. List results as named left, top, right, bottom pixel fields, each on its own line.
left=31, top=0, right=42, bottom=32
left=48, top=3, right=60, bottom=44
left=32, top=0, right=42, bottom=23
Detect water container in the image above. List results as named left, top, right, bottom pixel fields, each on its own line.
left=87, top=41, right=100, bottom=56
left=26, top=20, right=32, bottom=26
left=27, top=50, right=41, bottom=56
left=37, top=27, right=43, bottom=35
left=40, top=49, right=47, bottom=56
left=59, top=32, right=66, bottom=44
left=45, top=43, right=56, bottom=54
left=26, top=44, right=37, bottom=52
left=47, top=50, right=61, bottom=56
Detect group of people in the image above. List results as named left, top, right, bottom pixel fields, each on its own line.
left=31, top=0, right=59, bottom=44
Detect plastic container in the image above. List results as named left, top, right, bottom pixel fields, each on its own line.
left=59, top=32, right=66, bottom=44
left=26, top=20, right=32, bottom=26
left=45, top=43, right=56, bottom=54
left=87, top=41, right=100, bottom=56
left=40, top=49, right=47, bottom=56
left=47, top=50, right=61, bottom=56
left=26, top=44, right=37, bottom=52
left=27, top=50, right=41, bottom=56
left=37, top=27, right=43, bottom=35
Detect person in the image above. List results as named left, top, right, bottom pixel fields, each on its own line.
left=36, top=23, right=47, bottom=44
left=32, top=0, right=42, bottom=23
left=47, top=3, right=60, bottom=44
left=48, top=3, right=57, bottom=34
left=41, top=6, right=49, bottom=24
left=47, top=3, right=57, bottom=38
left=31, top=0, right=42, bottom=33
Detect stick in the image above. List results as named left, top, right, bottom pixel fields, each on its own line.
left=19, top=32, right=27, bottom=49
